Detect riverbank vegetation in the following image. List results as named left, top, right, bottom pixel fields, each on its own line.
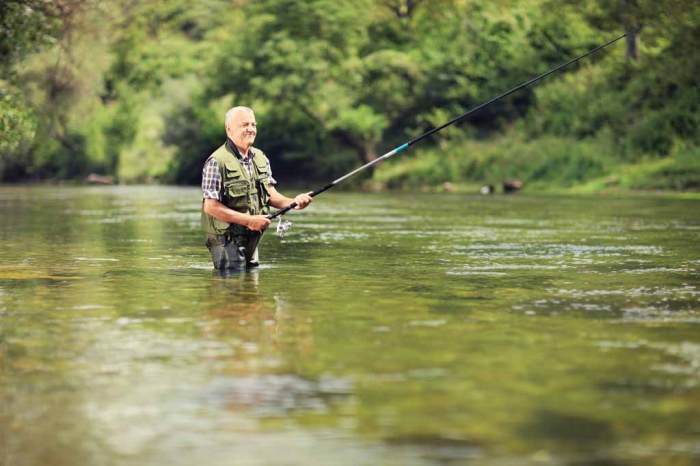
left=1, top=0, right=698, bottom=191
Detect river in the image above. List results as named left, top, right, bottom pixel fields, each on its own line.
left=1, top=185, right=699, bottom=465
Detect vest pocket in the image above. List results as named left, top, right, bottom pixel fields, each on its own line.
left=252, top=159, right=271, bottom=205
left=225, top=179, right=248, bottom=194
left=212, top=218, right=230, bottom=233
left=253, top=156, right=270, bottom=177
left=224, top=179, right=250, bottom=209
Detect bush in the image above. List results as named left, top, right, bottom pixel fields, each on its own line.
left=620, top=147, right=700, bottom=191
left=374, top=133, right=615, bottom=189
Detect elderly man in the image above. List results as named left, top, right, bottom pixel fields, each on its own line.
left=201, top=106, right=312, bottom=270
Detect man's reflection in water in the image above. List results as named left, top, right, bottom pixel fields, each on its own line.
left=212, top=265, right=261, bottom=281
left=202, top=271, right=350, bottom=418
left=206, top=268, right=270, bottom=334
left=204, top=268, right=314, bottom=365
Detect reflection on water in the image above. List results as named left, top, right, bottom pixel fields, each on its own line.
left=1, top=186, right=699, bottom=465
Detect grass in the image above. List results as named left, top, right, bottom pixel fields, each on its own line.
left=372, top=133, right=700, bottom=195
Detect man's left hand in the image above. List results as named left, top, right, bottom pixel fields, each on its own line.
left=293, top=192, right=313, bottom=210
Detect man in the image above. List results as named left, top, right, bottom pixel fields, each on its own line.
left=201, top=106, right=312, bottom=270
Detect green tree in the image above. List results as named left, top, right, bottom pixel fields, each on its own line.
left=2, top=0, right=698, bottom=190
left=529, top=0, right=700, bottom=157
left=0, top=0, right=65, bottom=178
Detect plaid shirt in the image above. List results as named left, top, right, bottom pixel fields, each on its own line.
left=201, top=143, right=276, bottom=201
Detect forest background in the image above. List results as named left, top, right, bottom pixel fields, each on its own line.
left=1, top=0, right=698, bottom=192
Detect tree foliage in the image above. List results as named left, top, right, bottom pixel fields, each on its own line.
left=1, top=0, right=698, bottom=190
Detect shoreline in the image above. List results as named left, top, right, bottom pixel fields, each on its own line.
left=1, top=181, right=699, bottom=200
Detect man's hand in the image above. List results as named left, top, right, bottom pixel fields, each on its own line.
left=246, top=215, right=271, bottom=232
left=293, top=192, right=313, bottom=210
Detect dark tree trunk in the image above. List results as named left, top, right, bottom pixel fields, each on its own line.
left=621, top=0, right=639, bottom=61
left=363, top=144, right=377, bottom=163
left=625, top=28, right=639, bottom=60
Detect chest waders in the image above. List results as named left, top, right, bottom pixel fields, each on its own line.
left=201, top=143, right=272, bottom=270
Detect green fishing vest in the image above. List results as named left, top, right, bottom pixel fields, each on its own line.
left=201, top=142, right=272, bottom=237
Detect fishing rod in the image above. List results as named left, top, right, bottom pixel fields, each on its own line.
left=269, top=32, right=627, bottom=221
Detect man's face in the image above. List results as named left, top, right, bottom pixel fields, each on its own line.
left=228, top=110, right=257, bottom=152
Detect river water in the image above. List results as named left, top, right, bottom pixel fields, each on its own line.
left=1, top=185, right=699, bottom=465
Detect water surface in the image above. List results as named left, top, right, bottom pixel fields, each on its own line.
left=1, top=186, right=699, bottom=465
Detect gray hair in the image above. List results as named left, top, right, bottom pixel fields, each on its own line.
left=224, top=106, right=254, bottom=128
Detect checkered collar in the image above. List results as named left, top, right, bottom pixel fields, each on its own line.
left=225, top=138, right=253, bottom=160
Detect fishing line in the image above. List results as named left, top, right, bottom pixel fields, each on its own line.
left=268, top=32, right=627, bottom=225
